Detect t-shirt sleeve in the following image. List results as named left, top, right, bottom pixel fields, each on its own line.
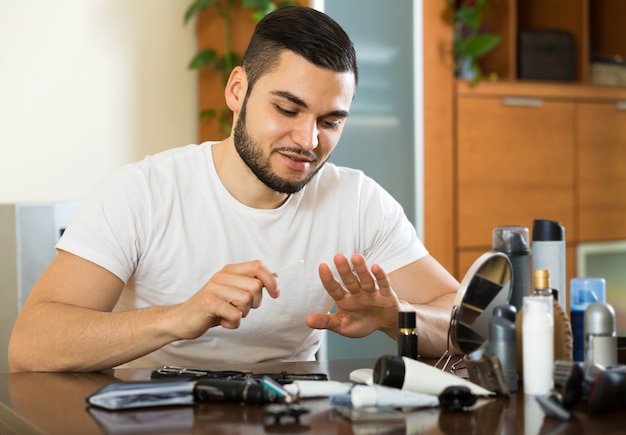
left=358, top=177, right=428, bottom=274
left=56, top=165, right=150, bottom=283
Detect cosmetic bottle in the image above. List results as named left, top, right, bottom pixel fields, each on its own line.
left=532, top=219, right=567, bottom=311
left=570, top=277, right=606, bottom=362
left=522, top=295, right=554, bottom=395
left=397, top=311, right=418, bottom=360
left=492, top=226, right=531, bottom=311
left=488, top=311, right=518, bottom=392
left=584, top=301, right=617, bottom=367
left=516, top=270, right=572, bottom=380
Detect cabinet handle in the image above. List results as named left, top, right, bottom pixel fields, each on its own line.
left=616, top=101, right=626, bottom=110
left=501, top=97, right=543, bottom=107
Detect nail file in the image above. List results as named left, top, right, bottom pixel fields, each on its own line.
left=274, top=259, right=304, bottom=277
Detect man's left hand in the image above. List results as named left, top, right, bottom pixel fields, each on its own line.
left=305, top=253, right=400, bottom=338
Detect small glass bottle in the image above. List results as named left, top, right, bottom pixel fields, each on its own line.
left=397, top=311, right=418, bottom=360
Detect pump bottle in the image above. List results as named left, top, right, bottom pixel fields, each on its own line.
left=516, top=269, right=572, bottom=380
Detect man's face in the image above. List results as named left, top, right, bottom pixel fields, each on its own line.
left=233, top=51, right=356, bottom=194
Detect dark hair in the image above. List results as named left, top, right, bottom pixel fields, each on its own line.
left=241, top=6, right=358, bottom=91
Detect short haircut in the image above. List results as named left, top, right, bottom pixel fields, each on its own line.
left=241, top=6, right=358, bottom=92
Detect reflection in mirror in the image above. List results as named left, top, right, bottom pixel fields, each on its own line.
left=437, top=251, right=512, bottom=370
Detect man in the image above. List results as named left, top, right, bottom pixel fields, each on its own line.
left=9, top=6, right=459, bottom=372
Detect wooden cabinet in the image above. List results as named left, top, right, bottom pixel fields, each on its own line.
left=577, top=102, right=626, bottom=241
left=422, top=1, right=626, bottom=283
left=456, top=96, right=575, bottom=251
left=454, top=91, right=577, bottom=279
left=452, top=81, right=626, bottom=281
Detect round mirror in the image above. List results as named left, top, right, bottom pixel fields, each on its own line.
left=449, top=251, right=513, bottom=355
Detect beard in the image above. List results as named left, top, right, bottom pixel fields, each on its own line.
left=233, top=98, right=327, bottom=195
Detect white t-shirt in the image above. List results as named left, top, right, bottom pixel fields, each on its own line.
left=57, top=142, right=427, bottom=368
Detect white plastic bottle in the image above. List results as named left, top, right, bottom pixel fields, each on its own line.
left=522, top=295, right=554, bottom=395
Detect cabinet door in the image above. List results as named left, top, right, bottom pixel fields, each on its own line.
left=456, top=97, right=576, bottom=252
left=577, top=102, right=626, bottom=241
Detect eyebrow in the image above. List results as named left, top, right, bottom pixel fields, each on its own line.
left=270, top=90, right=350, bottom=118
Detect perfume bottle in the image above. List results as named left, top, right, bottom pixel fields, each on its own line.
left=397, top=311, right=418, bottom=360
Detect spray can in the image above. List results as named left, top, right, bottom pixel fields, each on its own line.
left=493, top=226, right=531, bottom=311
left=532, top=219, right=566, bottom=311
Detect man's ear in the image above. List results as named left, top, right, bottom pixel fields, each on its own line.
left=224, top=66, right=247, bottom=113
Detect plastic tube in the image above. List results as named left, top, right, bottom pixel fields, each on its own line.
left=350, top=384, right=439, bottom=408
left=373, top=355, right=493, bottom=396
left=283, top=380, right=352, bottom=398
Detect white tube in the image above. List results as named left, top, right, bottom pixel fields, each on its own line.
left=283, top=380, right=352, bottom=398
left=374, top=355, right=494, bottom=396
left=351, top=384, right=439, bottom=408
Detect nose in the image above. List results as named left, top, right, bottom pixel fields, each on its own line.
left=291, top=118, right=319, bottom=150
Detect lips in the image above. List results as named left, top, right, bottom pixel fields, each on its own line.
left=280, top=152, right=314, bottom=171
left=284, top=152, right=311, bottom=163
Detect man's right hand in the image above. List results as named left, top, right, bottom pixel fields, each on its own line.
left=8, top=252, right=279, bottom=372
left=170, top=260, right=280, bottom=338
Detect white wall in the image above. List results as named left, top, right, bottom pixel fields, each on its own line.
left=0, top=1, right=198, bottom=203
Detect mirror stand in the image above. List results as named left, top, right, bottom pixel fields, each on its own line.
left=435, top=251, right=513, bottom=374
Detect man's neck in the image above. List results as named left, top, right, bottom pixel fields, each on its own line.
left=211, top=139, right=290, bottom=209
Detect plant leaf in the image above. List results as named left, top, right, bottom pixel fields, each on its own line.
left=476, top=34, right=501, bottom=57
left=214, top=53, right=242, bottom=72
left=219, top=107, right=233, bottom=134
left=184, top=0, right=217, bottom=25
left=460, top=34, right=501, bottom=59
left=198, top=109, right=216, bottom=121
left=243, top=0, right=273, bottom=9
left=244, top=0, right=298, bottom=21
left=188, top=49, right=217, bottom=70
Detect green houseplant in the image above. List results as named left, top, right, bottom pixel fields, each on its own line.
left=449, top=0, right=500, bottom=84
left=184, top=0, right=297, bottom=133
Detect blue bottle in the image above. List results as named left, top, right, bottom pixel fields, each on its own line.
left=570, top=278, right=606, bottom=362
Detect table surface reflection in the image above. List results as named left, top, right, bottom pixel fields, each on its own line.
left=1, top=358, right=625, bottom=434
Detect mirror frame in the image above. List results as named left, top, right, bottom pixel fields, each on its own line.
left=449, top=251, right=513, bottom=355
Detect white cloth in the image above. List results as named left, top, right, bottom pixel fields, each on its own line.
left=57, top=142, right=427, bottom=368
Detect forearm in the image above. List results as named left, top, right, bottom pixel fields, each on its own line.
left=8, top=302, right=179, bottom=372
left=415, top=292, right=457, bottom=357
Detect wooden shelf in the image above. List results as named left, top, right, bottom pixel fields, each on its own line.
left=456, top=80, right=626, bottom=101
left=478, top=0, right=626, bottom=86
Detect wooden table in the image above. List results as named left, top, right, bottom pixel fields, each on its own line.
left=1, top=358, right=624, bottom=434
